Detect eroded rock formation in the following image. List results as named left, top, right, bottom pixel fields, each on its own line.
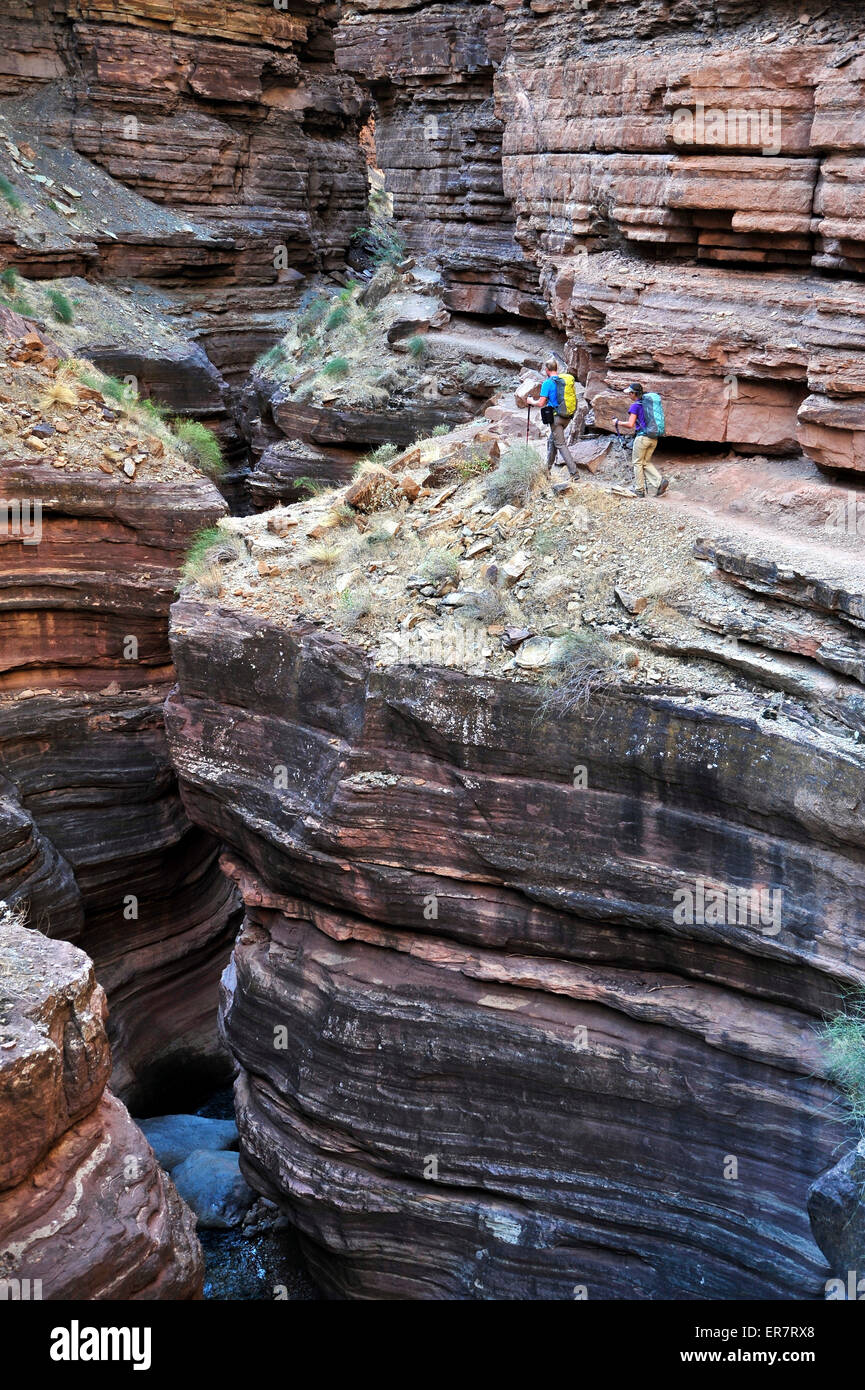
left=0, top=321, right=240, bottom=1110
left=0, top=911, right=203, bottom=1299
left=166, top=586, right=861, bottom=1298
left=0, top=1, right=368, bottom=286
left=337, top=0, right=865, bottom=469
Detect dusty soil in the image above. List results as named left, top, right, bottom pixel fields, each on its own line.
left=0, top=327, right=205, bottom=484
left=181, top=396, right=864, bottom=745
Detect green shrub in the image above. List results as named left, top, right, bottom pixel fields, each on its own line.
left=359, top=442, right=398, bottom=469
left=0, top=175, right=22, bottom=211
left=0, top=267, right=18, bottom=292
left=137, top=397, right=168, bottom=423
left=297, top=296, right=328, bottom=334
left=338, top=585, right=374, bottom=628
left=172, top=418, right=224, bottom=479
left=821, top=994, right=865, bottom=1136
left=432, top=424, right=449, bottom=436
left=321, top=356, right=350, bottom=379
left=46, top=289, right=73, bottom=324
left=325, top=305, right=349, bottom=332
left=456, top=443, right=493, bottom=482
left=292, top=476, right=330, bottom=498
left=407, top=334, right=427, bottom=360
left=256, top=343, right=287, bottom=374
left=484, top=444, right=544, bottom=508
left=533, top=527, right=570, bottom=559
left=181, top=526, right=236, bottom=583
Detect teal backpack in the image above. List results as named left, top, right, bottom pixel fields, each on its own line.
left=642, top=392, right=666, bottom=438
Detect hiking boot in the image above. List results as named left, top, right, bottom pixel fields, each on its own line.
left=655, top=478, right=669, bottom=496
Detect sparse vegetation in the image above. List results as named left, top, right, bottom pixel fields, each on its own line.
left=327, top=502, right=357, bottom=528
left=308, top=543, right=342, bottom=566
left=484, top=444, right=544, bottom=508
left=337, top=585, right=375, bottom=628
left=0, top=175, right=22, bottom=211
left=46, top=289, right=73, bottom=324
left=420, top=546, right=459, bottom=585
left=352, top=220, right=407, bottom=269
left=256, top=344, right=287, bottom=374
left=456, top=443, right=494, bottom=482
left=321, top=356, right=350, bottom=379
left=533, top=527, right=571, bottom=560
left=38, top=376, right=78, bottom=412
left=325, top=305, right=350, bottom=332
left=172, top=418, right=224, bottom=479
left=408, top=335, right=428, bottom=360
left=297, top=295, right=329, bottom=334
left=292, top=476, right=332, bottom=498
left=0, top=267, right=18, bottom=292
left=462, top=586, right=509, bottom=626
left=537, top=630, right=617, bottom=718
left=359, top=442, right=399, bottom=469
left=432, top=424, right=449, bottom=436
left=821, top=993, right=865, bottom=1136
left=181, top=527, right=245, bottom=586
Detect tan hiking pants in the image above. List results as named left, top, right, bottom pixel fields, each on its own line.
left=548, top=418, right=577, bottom=473
left=633, top=434, right=661, bottom=491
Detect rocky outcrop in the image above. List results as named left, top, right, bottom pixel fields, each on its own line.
left=0, top=4, right=368, bottom=286
left=0, top=912, right=203, bottom=1299
left=0, top=325, right=240, bottom=1110
left=808, top=1140, right=865, bottom=1293
left=336, top=1, right=542, bottom=318
left=166, top=592, right=861, bottom=1298
left=336, top=0, right=865, bottom=469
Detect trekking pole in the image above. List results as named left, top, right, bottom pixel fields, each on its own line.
left=525, top=404, right=531, bottom=446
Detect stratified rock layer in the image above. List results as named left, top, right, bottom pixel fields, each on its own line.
left=337, top=0, right=865, bottom=469
left=167, top=598, right=861, bottom=1299
left=0, top=2, right=368, bottom=285
left=0, top=916, right=203, bottom=1300
left=0, top=328, right=241, bottom=1109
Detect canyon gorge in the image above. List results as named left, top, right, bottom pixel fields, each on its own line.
left=1, top=0, right=864, bottom=1305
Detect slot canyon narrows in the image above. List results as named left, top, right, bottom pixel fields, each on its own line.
left=1, top=0, right=864, bottom=1329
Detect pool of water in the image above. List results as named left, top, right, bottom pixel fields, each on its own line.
left=193, top=1087, right=322, bottom=1301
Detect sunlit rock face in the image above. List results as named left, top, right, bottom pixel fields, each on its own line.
left=338, top=0, right=865, bottom=468
left=166, top=598, right=862, bottom=1298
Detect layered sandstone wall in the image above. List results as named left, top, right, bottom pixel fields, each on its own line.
left=338, top=0, right=865, bottom=469
left=0, top=0, right=369, bottom=285
left=0, top=912, right=203, bottom=1299
left=336, top=0, right=543, bottom=316
left=0, top=323, right=240, bottom=1110
left=166, top=596, right=862, bottom=1298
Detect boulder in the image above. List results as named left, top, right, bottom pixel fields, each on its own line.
left=807, top=1139, right=865, bottom=1276
left=171, top=1149, right=256, bottom=1230
left=140, top=1114, right=239, bottom=1173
